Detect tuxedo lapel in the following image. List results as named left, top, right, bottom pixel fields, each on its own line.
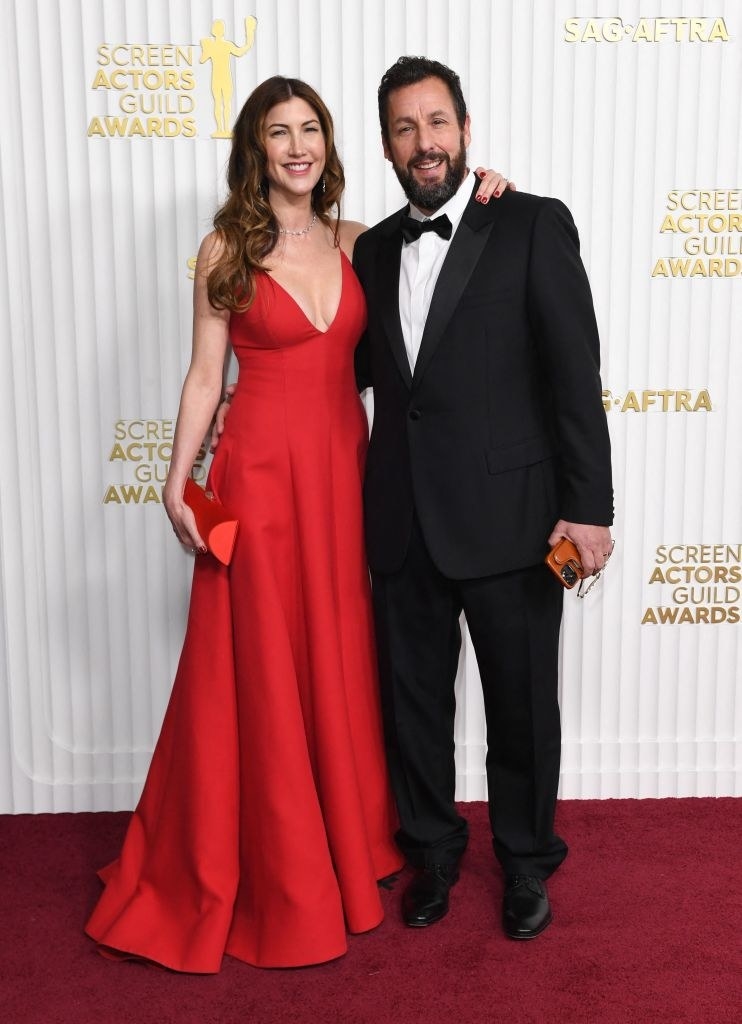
left=412, top=191, right=495, bottom=387
left=375, top=221, right=413, bottom=390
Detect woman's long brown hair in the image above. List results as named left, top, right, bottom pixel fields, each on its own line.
left=207, top=76, right=345, bottom=312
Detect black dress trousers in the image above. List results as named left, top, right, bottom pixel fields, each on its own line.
left=372, top=516, right=569, bottom=878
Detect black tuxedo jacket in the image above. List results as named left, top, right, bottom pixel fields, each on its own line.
left=353, top=182, right=614, bottom=579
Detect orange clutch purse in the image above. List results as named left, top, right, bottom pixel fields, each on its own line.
left=183, top=478, right=239, bottom=566
left=545, top=537, right=586, bottom=589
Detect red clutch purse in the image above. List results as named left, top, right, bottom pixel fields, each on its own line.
left=183, top=478, right=239, bottom=566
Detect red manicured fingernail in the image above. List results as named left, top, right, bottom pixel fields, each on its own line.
left=494, top=190, right=500, bottom=197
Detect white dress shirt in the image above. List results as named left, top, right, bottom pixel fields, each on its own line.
left=399, top=170, right=472, bottom=372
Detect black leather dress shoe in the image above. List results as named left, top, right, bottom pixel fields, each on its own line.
left=402, top=864, right=460, bottom=927
left=502, top=875, right=552, bottom=939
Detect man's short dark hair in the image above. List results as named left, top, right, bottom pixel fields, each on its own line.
left=378, top=56, right=468, bottom=143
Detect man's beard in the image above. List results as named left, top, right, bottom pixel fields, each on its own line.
left=392, top=137, right=468, bottom=212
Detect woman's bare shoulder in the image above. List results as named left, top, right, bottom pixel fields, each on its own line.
left=197, top=229, right=225, bottom=266
left=335, top=219, right=368, bottom=260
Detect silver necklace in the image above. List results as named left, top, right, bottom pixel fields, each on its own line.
left=278, top=211, right=317, bottom=236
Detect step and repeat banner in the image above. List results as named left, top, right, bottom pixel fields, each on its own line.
left=0, top=0, right=740, bottom=812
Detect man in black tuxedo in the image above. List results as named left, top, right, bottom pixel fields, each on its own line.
left=353, top=56, right=613, bottom=939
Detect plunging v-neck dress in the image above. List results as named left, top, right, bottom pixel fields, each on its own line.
left=85, top=251, right=402, bottom=971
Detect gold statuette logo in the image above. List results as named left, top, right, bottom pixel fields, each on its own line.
left=200, top=17, right=258, bottom=138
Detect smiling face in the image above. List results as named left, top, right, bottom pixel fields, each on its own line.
left=382, top=76, right=471, bottom=214
left=262, top=96, right=326, bottom=201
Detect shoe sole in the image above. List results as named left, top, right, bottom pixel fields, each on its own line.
left=404, top=912, right=448, bottom=928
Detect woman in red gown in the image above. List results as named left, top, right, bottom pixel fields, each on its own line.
left=86, top=77, right=402, bottom=972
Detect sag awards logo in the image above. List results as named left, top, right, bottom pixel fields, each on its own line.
left=602, top=389, right=712, bottom=412
left=642, top=544, right=741, bottom=624
left=102, top=420, right=207, bottom=505
left=87, top=16, right=257, bottom=139
left=564, top=17, right=729, bottom=43
left=652, top=190, right=742, bottom=278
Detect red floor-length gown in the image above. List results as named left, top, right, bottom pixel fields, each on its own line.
left=85, top=251, right=402, bottom=971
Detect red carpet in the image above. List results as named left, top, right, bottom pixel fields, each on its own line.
left=2, top=799, right=741, bottom=1023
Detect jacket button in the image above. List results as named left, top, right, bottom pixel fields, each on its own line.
left=409, top=409, right=422, bottom=421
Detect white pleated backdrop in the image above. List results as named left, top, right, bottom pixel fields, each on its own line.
left=1, top=0, right=740, bottom=812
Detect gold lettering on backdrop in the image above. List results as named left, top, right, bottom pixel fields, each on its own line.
left=103, top=420, right=208, bottom=506
left=655, top=544, right=742, bottom=564
left=97, top=44, right=194, bottom=67
left=642, top=544, right=742, bottom=624
left=103, top=484, right=163, bottom=505
left=88, top=45, right=197, bottom=138
left=601, top=390, right=712, bottom=413
left=200, top=17, right=258, bottom=138
left=666, top=191, right=742, bottom=211
left=88, top=116, right=197, bottom=138
left=88, top=17, right=257, bottom=139
left=652, top=189, right=742, bottom=277
left=564, top=17, right=730, bottom=43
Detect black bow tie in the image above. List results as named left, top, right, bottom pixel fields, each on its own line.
left=400, top=213, right=453, bottom=244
